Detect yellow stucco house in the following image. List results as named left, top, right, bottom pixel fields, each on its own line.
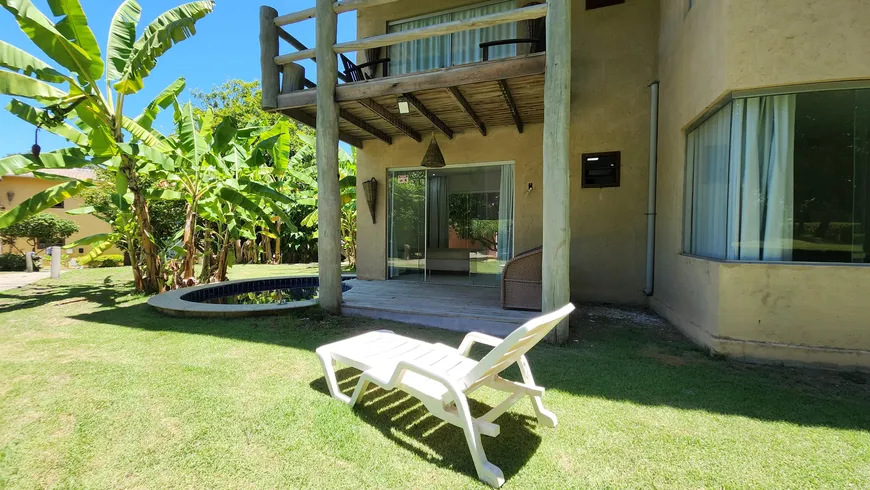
left=0, top=168, right=114, bottom=260
left=264, top=0, right=869, bottom=371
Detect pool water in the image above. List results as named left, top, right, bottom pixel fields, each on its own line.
left=203, top=287, right=320, bottom=305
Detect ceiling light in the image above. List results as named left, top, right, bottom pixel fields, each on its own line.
left=397, top=96, right=410, bottom=115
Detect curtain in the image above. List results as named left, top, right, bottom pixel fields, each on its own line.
left=497, top=165, right=515, bottom=261
left=388, top=1, right=516, bottom=75
left=388, top=14, right=452, bottom=76
left=687, top=104, right=732, bottom=259
left=451, top=2, right=517, bottom=66
left=729, top=96, right=796, bottom=260
left=428, top=176, right=450, bottom=249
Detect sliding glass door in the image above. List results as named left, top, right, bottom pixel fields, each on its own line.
left=387, top=163, right=514, bottom=286
left=387, top=170, right=427, bottom=281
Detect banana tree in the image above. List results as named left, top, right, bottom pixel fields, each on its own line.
left=157, top=103, right=296, bottom=282
left=291, top=135, right=358, bottom=266
left=0, top=0, right=215, bottom=293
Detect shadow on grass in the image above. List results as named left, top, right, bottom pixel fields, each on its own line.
left=72, top=302, right=870, bottom=436
left=0, top=282, right=140, bottom=314
left=308, top=368, right=541, bottom=482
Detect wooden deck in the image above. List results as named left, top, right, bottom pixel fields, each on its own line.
left=342, top=279, right=538, bottom=337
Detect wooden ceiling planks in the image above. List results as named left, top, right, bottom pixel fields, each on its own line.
left=285, top=72, right=545, bottom=143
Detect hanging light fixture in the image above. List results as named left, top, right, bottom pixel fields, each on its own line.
left=420, top=133, right=445, bottom=168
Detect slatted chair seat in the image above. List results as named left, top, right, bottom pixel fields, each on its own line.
left=316, top=304, right=575, bottom=488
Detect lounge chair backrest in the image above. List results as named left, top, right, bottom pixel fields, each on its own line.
left=461, top=303, right=575, bottom=391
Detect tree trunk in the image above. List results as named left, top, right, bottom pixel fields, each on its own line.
left=275, top=221, right=282, bottom=264
left=199, top=224, right=213, bottom=284
left=213, top=229, right=231, bottom=282
left=181, top=201, right=197, bottom=279
left=120, top=155, right=162, bottom=294
left=264, top=233, right=273, bottom=265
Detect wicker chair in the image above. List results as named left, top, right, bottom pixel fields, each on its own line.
left=501, top=246, right=542, bottom=311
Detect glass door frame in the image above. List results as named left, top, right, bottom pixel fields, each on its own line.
left=385, top=160, right=516, bottom=284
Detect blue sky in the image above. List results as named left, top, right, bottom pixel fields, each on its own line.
left=0, top=1, right=358, bottom=156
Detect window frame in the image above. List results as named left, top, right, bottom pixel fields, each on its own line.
left=681, top=79, right=870, bottom=267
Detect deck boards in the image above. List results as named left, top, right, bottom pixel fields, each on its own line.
left=342, top=279, right=538, bottom=336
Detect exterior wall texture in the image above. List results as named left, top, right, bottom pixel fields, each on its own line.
left=354, top=0, right=870, bottom=369
left=0, top=176, right=116, bottom=259
left=356, top=0, right=659, bottom=304
left=653, top=0, right=870, bottom=370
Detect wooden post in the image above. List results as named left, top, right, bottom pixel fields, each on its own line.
left=315, top=0, right=343, bottom=313
left=281, top=63, right=306, bottom=94
left=542, top=0, right=571, bottom=343
left=260, top=6, right=280, bottom=110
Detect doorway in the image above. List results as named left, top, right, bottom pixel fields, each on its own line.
left=387, top=162, right=515, bottom=286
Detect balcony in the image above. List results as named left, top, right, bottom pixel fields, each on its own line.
left=259, top=1, right=549, bottom=147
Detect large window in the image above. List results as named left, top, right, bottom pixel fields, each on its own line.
left=387, top=1, right=518, bottom=76
left=684, top=88, right=870, bottom=264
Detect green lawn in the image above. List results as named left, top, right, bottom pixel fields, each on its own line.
left=1, top=267, right=868, bottom=489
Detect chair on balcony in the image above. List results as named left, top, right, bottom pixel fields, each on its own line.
left=480, top=2, right=546, bottom=61
left=340, top=49, right=391, bottom=82
left=501, top=246, right=543, bottom=311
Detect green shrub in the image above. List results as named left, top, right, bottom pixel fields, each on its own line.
left=84, top=254, right=125, bottom=269
left=0, top=253, right=41, bottom=272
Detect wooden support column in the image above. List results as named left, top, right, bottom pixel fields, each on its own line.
left=542, top=0, right=571, bottom=343
left=259, top=6, right=280, bottom=110
left=315, top=0, right=343, bottom=313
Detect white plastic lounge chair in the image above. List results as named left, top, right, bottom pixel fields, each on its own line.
left=315, top=303, right=575, bottom=488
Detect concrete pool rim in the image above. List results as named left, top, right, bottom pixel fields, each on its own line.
left=147, top=275, right=355, bottom=318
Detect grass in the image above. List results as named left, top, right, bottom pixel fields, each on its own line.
left=1, top=267, right=869, bottom=489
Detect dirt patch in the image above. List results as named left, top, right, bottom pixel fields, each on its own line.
left=576, top=304, right=669, bottom=329
left=639, top=344, right=709, bottom=367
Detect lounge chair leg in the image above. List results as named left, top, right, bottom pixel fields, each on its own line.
left=348, top=376, right=371, bottom=408
left=517, top=356, right=557, bottom=428
left=316, top=349, right=351, bottom=404
left=453, top=391, right=505, bottom=488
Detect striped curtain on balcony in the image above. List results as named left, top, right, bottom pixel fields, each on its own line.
left=388, top=13, right=452, bottom=76
left=451, top=2, right=517, bottom=66
left=388, top=0, right=517, bottom=76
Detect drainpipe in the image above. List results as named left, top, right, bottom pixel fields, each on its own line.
left=644, top=81, right=660, bottom=297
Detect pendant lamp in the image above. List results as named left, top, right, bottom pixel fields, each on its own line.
left=420, top=133, right=445, bottom=168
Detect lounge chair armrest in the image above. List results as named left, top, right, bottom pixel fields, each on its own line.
left=458, top=332, right=505, bottom=356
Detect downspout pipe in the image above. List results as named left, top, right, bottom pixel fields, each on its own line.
left=644, top=81, right=660, bottom=297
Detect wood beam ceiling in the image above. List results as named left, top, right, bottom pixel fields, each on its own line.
left=357, top=98, right=422, bottom=142
left=339, top=109, right=393, bottom=145
left=498, top=80, right=523, bottom=133
left=281, top=109, right=365, bottom=148
left=447, top=87, right=486, bottom=136
left=402, top=93, right=454, bottom=139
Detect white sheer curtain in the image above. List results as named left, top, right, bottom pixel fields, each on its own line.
left=497, top=165, right=514, bottom=261
left=388, top=14, right=452, bottom=75
left=452, top=2, right=517, bottom=66
left=728, top=96, right=796, bottom=260
left=686, top=104, right=732, bottom=259
left=388, top=1, right=516, bottom=76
